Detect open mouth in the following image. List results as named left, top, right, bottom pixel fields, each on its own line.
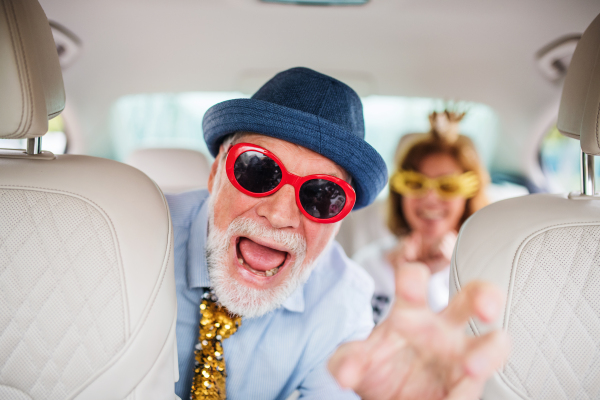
left=418, top=209, right=446, bottom=221
left=235, top=237, right=290, bottom=278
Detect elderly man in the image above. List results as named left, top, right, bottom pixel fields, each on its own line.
left=168, top=67, right=509, bottom=400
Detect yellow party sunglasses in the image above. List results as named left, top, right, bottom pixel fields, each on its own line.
left=390, top=170, right=480, bottom=199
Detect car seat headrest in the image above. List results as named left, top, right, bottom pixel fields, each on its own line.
left=0, top=0, right=65, bottom=140
left=125, top=148, right=212, bottom=194
left=557, top=13, right=600, bottom=154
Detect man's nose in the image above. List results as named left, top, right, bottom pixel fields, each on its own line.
left=255, top=184, right=301, bottom=229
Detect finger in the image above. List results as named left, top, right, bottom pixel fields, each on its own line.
left=445, top=377, right=485, bottom=400
left=463, top=330, right=510, bottom=379
left=394, top=262, right=430, bottom=307
left=402, top=231, right=421, bottom=261
left=441, top=281, right=504, bottom=326
left=328, top=341, right=369, bottom=389
left=445, top=230, right=458, bottom=242
left=412, top=231, right=423, bottom=260
left=439, top=231, right=458, bottom=260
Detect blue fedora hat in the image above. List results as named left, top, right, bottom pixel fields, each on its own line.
left=203, top=67, right=388, bottom=210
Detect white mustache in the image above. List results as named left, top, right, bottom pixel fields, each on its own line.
left=226, top=217, right=307, bottom=258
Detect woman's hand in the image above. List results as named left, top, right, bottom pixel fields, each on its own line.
left=423, top=231, right=457, bottom=273
left=328, top=263, right=510, bottom=400
left=387, top=231, right=457, bottom=274
left=386, top=231, right=422, bottom=267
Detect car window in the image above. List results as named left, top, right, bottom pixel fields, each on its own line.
left=539, top=124, right=582, bottom=193
left=110, top=93, right=499, bottom=172
left=109, top=92, right=246, bottom=162
left=361, top=96, right=499, bottom=171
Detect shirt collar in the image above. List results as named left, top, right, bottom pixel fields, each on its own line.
left=187, top=197, right=211, bottom=289
left=186, top=195, right=306, bottom=313
left=282, top=283, right=305, bottom=313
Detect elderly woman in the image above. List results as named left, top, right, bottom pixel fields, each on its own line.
left=354, top=110, right=489, bottom=323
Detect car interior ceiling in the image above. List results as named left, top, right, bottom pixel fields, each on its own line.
left=39, top=0, right=599, bottom=181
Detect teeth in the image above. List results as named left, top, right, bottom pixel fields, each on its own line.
left=421, top=210, right=443, bottom=220
left=236, top=255, right=281, bottom=277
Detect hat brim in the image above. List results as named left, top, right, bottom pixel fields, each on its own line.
left=203, top=98, right=388, bottom=210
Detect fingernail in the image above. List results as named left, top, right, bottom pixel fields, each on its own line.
left=466, top=355, right=488, bottom=376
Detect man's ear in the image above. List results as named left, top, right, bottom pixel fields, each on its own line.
left=207, top=144, right=227, bottom=194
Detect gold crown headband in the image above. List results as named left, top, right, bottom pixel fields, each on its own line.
left=428, top=108, right=466, bottom=143
left=393, top=106, right=470, bottom=166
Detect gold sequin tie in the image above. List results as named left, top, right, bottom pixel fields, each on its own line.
left=190, top=291, right=242, bottom=400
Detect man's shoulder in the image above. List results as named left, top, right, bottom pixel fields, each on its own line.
left=165, top=189, right=210, bottom=227
left=313, top=241, right=375, bottom=297
left=303, top=241, right=374, bottom=322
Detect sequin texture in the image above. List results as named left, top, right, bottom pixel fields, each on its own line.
left=190, top=292, right=242, bottom=400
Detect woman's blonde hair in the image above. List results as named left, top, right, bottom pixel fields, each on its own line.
left=387, top=111, right=490, bottom=237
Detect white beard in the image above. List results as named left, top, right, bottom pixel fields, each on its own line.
left=205, top=200, right=314, bottom=318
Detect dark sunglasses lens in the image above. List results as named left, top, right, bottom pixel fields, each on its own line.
left=299, top=179, right=347, bottom=219
left=234, top=151, right=282, bottom=193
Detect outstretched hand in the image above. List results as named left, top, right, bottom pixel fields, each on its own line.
left=328, top=263, right=510, bottom=400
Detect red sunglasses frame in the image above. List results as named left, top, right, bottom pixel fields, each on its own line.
left=225, top=143, right=356, bottom=223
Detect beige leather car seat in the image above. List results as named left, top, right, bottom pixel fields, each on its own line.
left=451, top=13, right=600, bottom=399
left=125, top=148, right=211, bottom=194
left=0, top=0, right=178, bottom=398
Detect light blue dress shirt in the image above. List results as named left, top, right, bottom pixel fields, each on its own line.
left=166, top=190, right=374, bottom=400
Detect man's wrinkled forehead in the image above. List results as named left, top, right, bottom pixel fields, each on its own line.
left=227, top=131, right=352, bottom=183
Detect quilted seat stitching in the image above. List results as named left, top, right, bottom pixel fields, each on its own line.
left=545, top=228, right=600, bottom=393
left=0, top=184, right=131, bottom=338
left=0, top=194, right=66, bottom=382
left=508, top=231, right=568, bottom=392
left=505, top=226, right=600, bottom=399
left=572, top=240, right=600, bottom=397
left=510, top=291, right=591, bottom=399
left=66, top=205, right=174, bottom=400
left=511, top=313, right=572, bottom=399
left=57, top=202, right=122, bottom=352
left=510, top=230, right=547, bottom=320
left=0, top=190, right=125, bottom=399
left=1, top=193, right=104, bottom=394
left=41, top=196, right=123, bottom=395
left=509, top=305, right=571, bottom=398
left=511, top=229, right=590, bottom=395
left=504, top=221, right=600, bottom=327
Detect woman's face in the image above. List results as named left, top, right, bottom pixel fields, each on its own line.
left=401, top=154, right=468, bottom=240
